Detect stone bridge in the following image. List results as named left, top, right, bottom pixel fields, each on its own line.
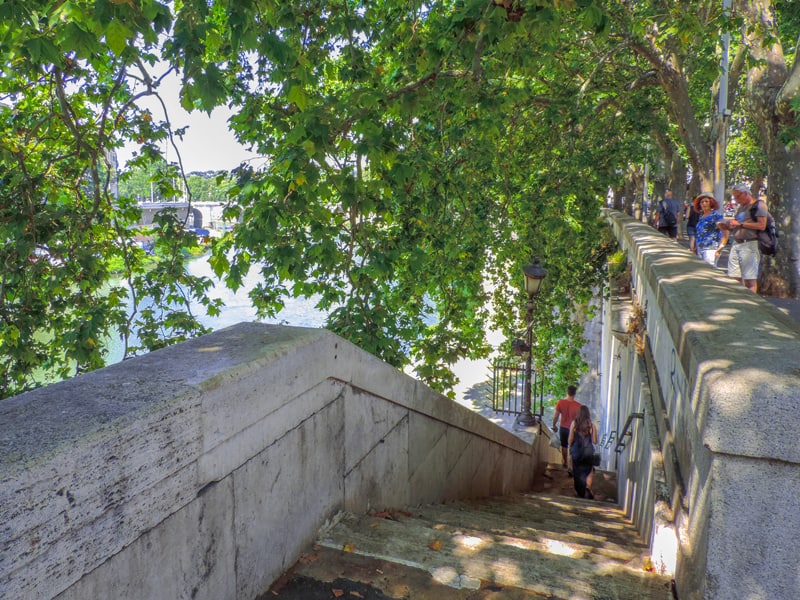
left=137, top=201, right=232, bottom=230
left=1, top=210, right=798, bottom=599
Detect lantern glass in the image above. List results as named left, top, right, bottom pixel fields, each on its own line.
left=522, top=258, right=547, bottom=297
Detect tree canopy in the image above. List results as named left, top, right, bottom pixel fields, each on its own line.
left=1, top=0, right=798, bottom=400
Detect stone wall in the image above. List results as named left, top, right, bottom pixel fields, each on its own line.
left=604, top=210, right=800, bottom=600
left=0, top=323, right=546, bottom=599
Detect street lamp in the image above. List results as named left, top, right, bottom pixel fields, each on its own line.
left=516, top=257, right=547, bottom=428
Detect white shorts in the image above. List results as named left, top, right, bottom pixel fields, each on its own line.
left=699, top=247, right=718, bottom=267
left=728, top=240, right=761, bottom=280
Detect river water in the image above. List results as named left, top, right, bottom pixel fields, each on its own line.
left=185, top=254, right=327, bottom=330
left=105, top=254, right=499, bottom=421
left=104, top=255, right=327, bottom=365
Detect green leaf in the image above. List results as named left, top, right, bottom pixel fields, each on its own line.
left=105, top=20, right=132, bottom=55
left=287, top=85, right=309, bottom=111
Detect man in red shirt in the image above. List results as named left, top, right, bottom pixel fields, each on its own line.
left=552, top=385, right=582, bottom=470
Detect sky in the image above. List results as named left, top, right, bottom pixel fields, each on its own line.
left=115, top=73, right=262, bottom=174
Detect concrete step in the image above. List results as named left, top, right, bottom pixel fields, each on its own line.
left=263, top=470, right=673, bottom=599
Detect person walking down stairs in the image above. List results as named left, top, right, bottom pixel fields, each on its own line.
left=569, top=405, right=599, bottom=500
left=552, top=385, right=582, bottom=473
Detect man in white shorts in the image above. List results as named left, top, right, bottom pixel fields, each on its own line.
left=719, top=183, right=767, bottom=293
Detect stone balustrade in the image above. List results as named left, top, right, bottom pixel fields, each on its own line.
left=1, top=323, right=548, bottom=599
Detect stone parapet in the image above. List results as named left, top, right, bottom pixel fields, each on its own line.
left=0, top=323, right=544, bottom=599
left=604, top=210, right=800, bottom=600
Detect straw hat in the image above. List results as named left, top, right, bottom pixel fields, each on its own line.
left=692, top=192, right=718, bottom=211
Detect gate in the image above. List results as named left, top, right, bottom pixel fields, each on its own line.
left=491, top=361, right=545, bottom=418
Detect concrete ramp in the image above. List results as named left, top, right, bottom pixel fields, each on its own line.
left=268, top=483, right=673, bottom=599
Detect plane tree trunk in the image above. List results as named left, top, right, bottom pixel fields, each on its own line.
left=740, top=0, right=800, bottom=297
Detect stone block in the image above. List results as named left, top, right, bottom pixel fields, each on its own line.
left=232, top=400, right=345, bottom=599
left=344, top=413, right=410, bottom=514
left=55, top=477, right=235, bottom=600
left=1, top=392, right=202, bottom=599
left=407, top=412, right=449, bottom=505
left=198, top=379, right=345, bottom=486
left=343, top=387, right=409, bottom=476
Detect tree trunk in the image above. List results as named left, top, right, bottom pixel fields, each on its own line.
left=741, top=0, right=800, bottom=297
left=623, top=177, right=636, bottom=216
left=760, top=151, right=800, bottom=297
left=669, top=156, right=689, bottom=204
left=661, top=66, right=716, bottom=192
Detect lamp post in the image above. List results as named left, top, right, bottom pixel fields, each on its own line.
left=515, top=257, right=547, bottom=428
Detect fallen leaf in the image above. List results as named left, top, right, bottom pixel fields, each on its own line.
left=332, top=589, right=344, bottom=598
left=428, top=539, right=443, bottom=551
left=370, top=508, right=412, bottom=520
left=343, top=543, right=356, bottom=553
left=299, top=552, right=318, bottom=564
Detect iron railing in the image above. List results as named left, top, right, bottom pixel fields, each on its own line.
left=614, top=411, right=644, bottom=453
left=491, top=361, right=545, bottom=418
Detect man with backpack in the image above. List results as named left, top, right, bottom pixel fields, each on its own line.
left=655, top=190, right=681, bottom=239
left=718, top=183, right=768, bottom=293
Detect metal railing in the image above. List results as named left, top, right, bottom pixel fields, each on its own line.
left=491, top=361, right=545, bottom=418
left=614, top=411, right=644, bottom=453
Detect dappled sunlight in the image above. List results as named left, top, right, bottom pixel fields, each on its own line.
left=451, top=534, right=491, bottom=555
left=488, top=557, right=523, bottom=584
left=430, top=566, right=466, bottom=587
left=706, top=307, right=742, bottom=322
left=591, top=520, right=629, bottom=532
left=605, top=211, right=800, bottom=598
left=498, top=536, right=537, bottom=551
left=683, top=320, right=729, bottom=333
left=569, top=530, right=608, bottom=543
left=652, top=524, right=678, bottom=575
left=544, top=538, right=581, bottom=557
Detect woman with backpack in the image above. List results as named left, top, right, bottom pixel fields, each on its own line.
left=568, top=405, right=599, bottom=499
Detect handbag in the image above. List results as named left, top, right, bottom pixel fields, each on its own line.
left=549, top=432, right=562, bottom=449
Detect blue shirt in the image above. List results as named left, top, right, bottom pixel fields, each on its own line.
left=695, top=213, right=724, bottom=250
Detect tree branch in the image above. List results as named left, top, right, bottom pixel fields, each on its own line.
left=776, top=33, right=800, bottom=120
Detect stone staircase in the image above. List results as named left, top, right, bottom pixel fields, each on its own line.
left=264, top=465, right=674, bottom=599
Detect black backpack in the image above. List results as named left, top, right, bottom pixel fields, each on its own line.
left=570, top=431, right=595, bottom=466
left=660, top=200, right=677, bottom=227
left=749, top=201, right=779, bottom=256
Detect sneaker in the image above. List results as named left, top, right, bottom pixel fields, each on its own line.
left=567, top=470, right=572, bottom=477
left=585, top=489, right=594, bottom=500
